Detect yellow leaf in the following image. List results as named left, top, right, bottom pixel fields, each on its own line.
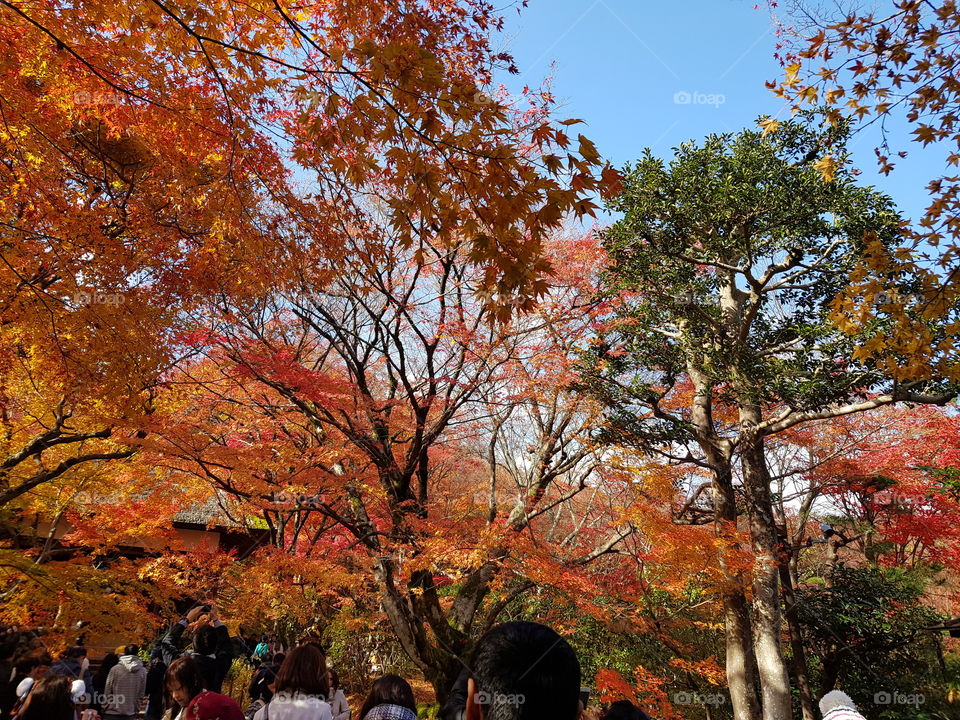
left=813, top=155, right=838, bottom=182
left=785, top=62, right=802, bottom=86
left=759, top=118, right=780, bottom=137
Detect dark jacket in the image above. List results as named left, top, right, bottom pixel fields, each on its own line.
left=161, top=620, right=234, bottom=693
left=143, top=653, right=167, bottom=720
left=0, top=660, right=17, bottom=720
left=48, top=656, right=93, bottom=698
left=247, top=662, right=280, bottom=703
left=439, top=667, right=469, bottom=720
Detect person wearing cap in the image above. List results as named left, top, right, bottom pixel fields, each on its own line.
left=14, top=673, right=97, bottom=720
left=819, top=690, right=868, bottom=720
left=185, top=690, right=244, bottom=720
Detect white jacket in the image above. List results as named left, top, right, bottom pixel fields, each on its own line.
left=329, top=688, right=350, bottom=720
left=253, top=692, right=333, bottom=720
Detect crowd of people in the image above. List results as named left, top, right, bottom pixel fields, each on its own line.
left=1, top=609, right=871, bottom=720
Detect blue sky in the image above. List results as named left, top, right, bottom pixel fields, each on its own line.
left=493, top=0, right=941, bottom=226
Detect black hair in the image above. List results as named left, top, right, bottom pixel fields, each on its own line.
left=469, top=621, right=580, bottom=720
left=274, top=645, right=329, bottom=697
left=15, top=649, right=52, bottom=675
left=18, top=674, right=74, bottom=720
left=272, top=653, right=286, bottom=665
left=194, top=625, right=217, bottom=655
left=164, top=655, right=206, bottom=712
left=124, top=644, right=139, bottom=656
left=0, top=628, right=21, bottom=661
left=94, top=653, right=120, bottom=690
left=359, top=674, right=416, bottom=718
left=600, top=700, right=651, bottom=720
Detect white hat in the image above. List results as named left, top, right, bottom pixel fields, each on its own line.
left=15, top=676, right=33, bottom=699
left=70, top=679, right=87, bottom=703
left=819, top=690, right=858, bottom=715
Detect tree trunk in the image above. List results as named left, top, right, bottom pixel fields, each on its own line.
left=820, top=653, right=841, bottom=696
left=687, top=363, right=762, bottom=720
left=374, top=556, right=509, bottom=704
left=740, top=431, right=793, bottom=720
left=723, top=588, right=763, bottom=720
left=710, top=457, right=762, bottom=720
left=779, top=547, right=815, bottom=720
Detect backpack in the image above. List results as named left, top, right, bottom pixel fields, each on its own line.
left=245, top=698, right=266, bottom=720
left=249, top=664, right=278, bottom=701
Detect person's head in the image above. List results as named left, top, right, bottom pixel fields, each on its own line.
left=301, top=636, right=325, bottom=652
left=16, top=649, right=51, bottom=679
left=359, top=674, right=416, bottom=718
left=63, top=645, right=86, bottom=661
left=95, top=652, right=120, bottom=680
left=18, top=674, right=74, bottom=720
left=0, top=628, right=20, bottom=661
left=466, top=621, right=580, bottom=720
left=272, top=653, right=286, bottom=666
left=165, top=655, right=206, bottom=709
left=329, top=667, right=341, bottom=691
left=819, top=690, right=863, bottom=718
left=273, top=644, right=329, bottom=697
left=186, top=690, right=245, bottom=720
left=123, top=644, right=139, bottom=657
left=194, top=625, right=217, bottom=656
left=599, top=700, right=650, bottom=720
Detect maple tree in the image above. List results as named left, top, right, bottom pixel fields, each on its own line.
left=0, top=0, right=616, bottom=514
left=794, top=404, right=960, bottom=572
left=770, top=0, right=960, bottom=383
left=582, top=119, right=956, bottom=720
left=7, top=3, right=959, bottom=716
left=759, top=405, right=959, bottom=715
left=0, top=0, right=617, bottom=652
left=98, top=232, right=635, bottom=700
